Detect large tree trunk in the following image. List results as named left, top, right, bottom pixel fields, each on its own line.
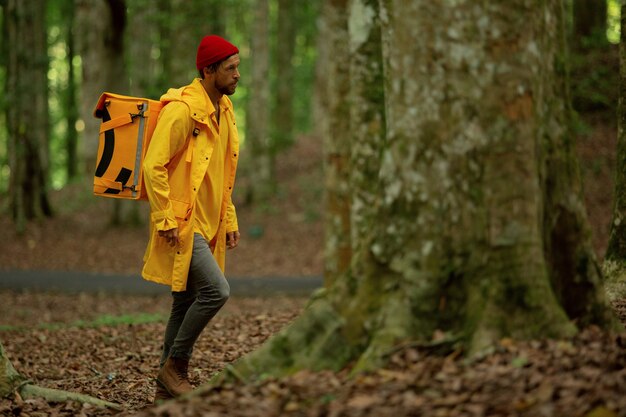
left=0, top=341, right=120, bottom=409
left=213, top=0, right=615, bottom=382
left=5, top=0, right=53, bottom=233
left=243, top=0, right=272, bottom=203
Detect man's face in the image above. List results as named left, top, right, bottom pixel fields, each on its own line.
left=214, top=54, right=241, bottom=96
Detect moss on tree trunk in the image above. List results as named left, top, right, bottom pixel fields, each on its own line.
left=211, top=0, right=617, bottom=384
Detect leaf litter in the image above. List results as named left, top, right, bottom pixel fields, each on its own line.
left=0, top=290, right=625, bottom=416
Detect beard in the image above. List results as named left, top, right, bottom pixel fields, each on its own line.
left=217, top=80, right=237, bottom=96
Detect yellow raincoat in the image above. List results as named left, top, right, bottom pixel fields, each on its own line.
left=141, top=78, right=239, bottom=291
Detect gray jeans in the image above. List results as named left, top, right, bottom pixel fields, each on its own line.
left=160, top=233, right=230, bottom=366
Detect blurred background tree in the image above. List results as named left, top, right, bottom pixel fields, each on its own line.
left=0, top=0, right=320, bottom=229
left=569, top=0, right=619, bottom=113
left=3, top=0, right=52, bottom=233
left=0, top=0, right=621, bottom=241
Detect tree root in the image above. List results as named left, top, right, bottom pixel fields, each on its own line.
left=205, top=293, right=355, bottom=387
left=1, top=342, right=121, bottom=410
left=17, top=383, right=122, bottom=410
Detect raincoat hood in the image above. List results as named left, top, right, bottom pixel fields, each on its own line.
left=159, top=78, right=233, bottom=127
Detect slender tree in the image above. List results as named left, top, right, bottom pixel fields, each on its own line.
left=244, top=0, right=272, bottom=203
left=605, top=0, right=626, bottom=295
left=127, top=0, right=155, bottom=97
left=63, top=0, right=79, bottom=181
left=312, top=0, right=331, bottom=142
left=212, top=0, right=615, bottom=381
left=270, top=0, right=297, bottom=166
left=4, top=0, right=53, bottom=233
left=572, top=0, right=608, bottom=49
left=165, top=0, right=225, bottom=88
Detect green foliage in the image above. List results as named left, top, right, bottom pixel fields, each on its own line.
left=0, top=312, right=165, bottom=331
left=292, top=0, right=321, bottom=135
left=607, top=0, right=621, bottom=44
left=69, top=313, right=165, bottom=328
left=568, top=0, right=619, bottom=114
left=3, top=0, right=319, bottom=216
left=569, top=45, right=619, bottom=114
left=268, top=0, right=320, bottom=155
left=47, top=5, right=71, bottom=190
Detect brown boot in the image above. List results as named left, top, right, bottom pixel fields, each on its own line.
left=153, top=380, right=174, bottom=404
left=157, top=356, right=193, bottom=397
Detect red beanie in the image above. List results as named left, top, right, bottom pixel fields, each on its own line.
left=196, top=35, right=239, bottom=70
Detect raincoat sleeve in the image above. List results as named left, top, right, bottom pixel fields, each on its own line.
left=225, top=199, right=238, bottom=233
left=143, top=102, right=191, bottom=232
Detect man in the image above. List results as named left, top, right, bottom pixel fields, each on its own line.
left=141, top=34, right=241, bottom=401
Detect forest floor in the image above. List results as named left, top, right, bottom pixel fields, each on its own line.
left=0, top=291, right=624, bottom=417
left=0, top=108, right=625, bottom=416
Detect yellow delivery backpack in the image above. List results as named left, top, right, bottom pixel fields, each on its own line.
left=93, top=92, right=163, bottom=200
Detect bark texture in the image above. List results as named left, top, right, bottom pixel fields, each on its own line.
left=210, top=0, right=615, bottom=383
left=322, top=0, right=352, bottom=287
left=5, top=0, right=53, bottom=233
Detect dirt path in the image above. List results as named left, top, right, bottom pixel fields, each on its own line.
left=0, top=270, right=322, bottom=296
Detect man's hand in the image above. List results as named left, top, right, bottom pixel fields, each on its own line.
left=158, top=228, right=180, bottom=247
left=226, top=231, right=240, bottom=249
